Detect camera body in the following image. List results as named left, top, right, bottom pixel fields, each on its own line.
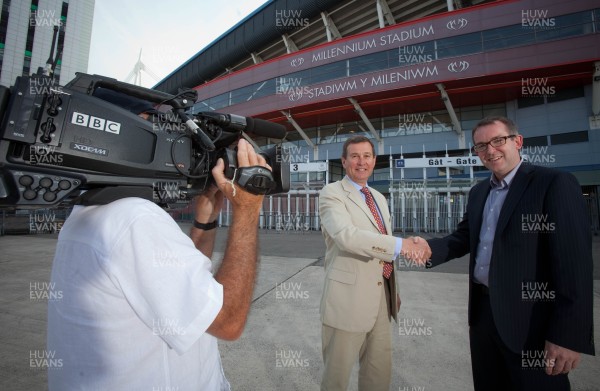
left=0, top=73, right=289, bottom=209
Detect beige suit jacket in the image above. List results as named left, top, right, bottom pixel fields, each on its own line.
left=319, top=177, right=399, bottom=332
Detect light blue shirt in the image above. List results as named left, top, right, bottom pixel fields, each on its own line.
left=474, top=160, right=523, bottom=286
left=346, top=176, right=403, bottom=258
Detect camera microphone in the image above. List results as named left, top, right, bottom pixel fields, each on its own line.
left=199, top=112, right=287, bottom=139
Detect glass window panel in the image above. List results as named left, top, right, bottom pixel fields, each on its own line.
left=482, top=104, right=507, bottom=118
left=373, top=168, right=389, bottom=181
left=317, top=125, right=339, bottom=144
left=547, top=86, right=584, bottom=103
left=349, top=51, right=388, bottom=76
left=206, top=93, right=230, bottom=110
left=458, top=106, right=483, bottom=121
left=535, top=22, right=592, bottom=41
left=229, top=85, right=253, bottom=105
left=482, top=25, right=536, bottom=51
left=461, top=119, right=481, bottom=133
left=534, top=11, right=593, bottom=41
left=304, top=128, right=318, bottom=144
left=523, top=136, right=548, bottom=147
left=517, top=96, right=544, bottom=108
left=437, top=32, right=482, bottom=58
left=553, top=10, right=593, bottom=26
left=550, top=131, right=588, bottom=145
left=309, top=61, right=347, bottom=84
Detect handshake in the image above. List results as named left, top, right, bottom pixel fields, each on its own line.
left=399, top=236, right=431, bottom=266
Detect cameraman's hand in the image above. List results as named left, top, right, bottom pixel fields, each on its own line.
left=193, top=184, right=224, bottom=224
left=211, top=139, right=270, bottom=211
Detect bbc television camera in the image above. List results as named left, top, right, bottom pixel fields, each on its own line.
left=0, top=72, right=290, bottom=209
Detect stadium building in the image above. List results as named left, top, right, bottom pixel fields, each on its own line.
left=155, top=0, right=600, bottom=233
left=0, top=0, right=95, bottom=87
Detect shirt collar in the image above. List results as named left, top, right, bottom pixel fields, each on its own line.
left=346, top=176, right=367, bottom=192
left=490, top=159, right=523, bottom=189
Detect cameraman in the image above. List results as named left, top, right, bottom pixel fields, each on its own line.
left=47, top=139, right=266, bottom=390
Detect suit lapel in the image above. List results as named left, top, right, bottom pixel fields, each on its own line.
left=495, top=164, right=534, bottom=236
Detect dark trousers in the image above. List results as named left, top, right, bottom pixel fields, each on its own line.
left=469, top=285, right=570, bottom=391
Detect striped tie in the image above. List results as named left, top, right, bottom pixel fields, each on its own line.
left=361, top=187, right=393, bottom=279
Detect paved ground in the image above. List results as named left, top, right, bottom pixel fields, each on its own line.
left=1, top=227, right=599, bottom=390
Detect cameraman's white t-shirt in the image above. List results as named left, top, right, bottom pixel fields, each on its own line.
left=47, top=198, right=229, bottom=390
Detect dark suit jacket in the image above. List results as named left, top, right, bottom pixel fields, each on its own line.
left=428, top=163, right=595, bottom=355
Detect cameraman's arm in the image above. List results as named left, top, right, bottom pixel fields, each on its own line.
left=206, top=139, right=265, bottom=341
left=190, top=185, right=223, bottom=258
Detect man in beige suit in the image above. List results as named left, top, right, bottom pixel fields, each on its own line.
left=319, top=136, right=431, bottom=390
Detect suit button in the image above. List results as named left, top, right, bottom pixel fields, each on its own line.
left=377, top=282, right=382, bottom=286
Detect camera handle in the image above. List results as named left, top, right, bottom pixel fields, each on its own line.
left=220, top=149, right=276, bottom=195
left=233, top=166, right=277, bottom=195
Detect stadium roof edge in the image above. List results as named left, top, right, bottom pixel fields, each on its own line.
left=152, top=0, right=274, bottom=91
left=192, top=0, right=504, bottom=92
left=153, top=0, right=346, bottom=94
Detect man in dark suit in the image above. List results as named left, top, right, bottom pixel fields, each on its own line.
left=427, top=116, right=595, bottom=390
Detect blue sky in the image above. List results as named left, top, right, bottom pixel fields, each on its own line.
left=87, top=0, right=269, bottom=88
